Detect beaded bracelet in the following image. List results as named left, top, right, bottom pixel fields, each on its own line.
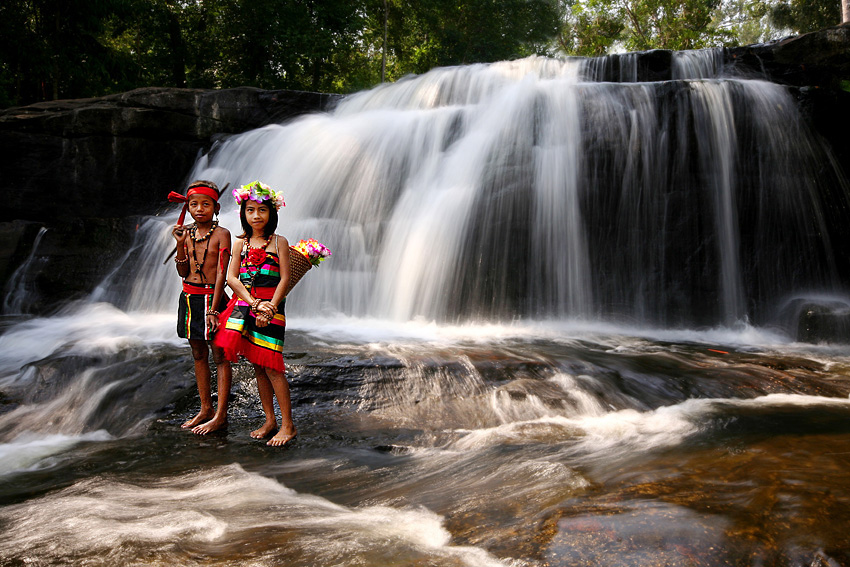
left=250, top=298, right=261, bottom=312
left=206, top=310, right=220, bottom=317
left=174, top=256, right=189, bottom=264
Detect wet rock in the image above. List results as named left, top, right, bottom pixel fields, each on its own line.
left=0, top=221, right=44, bottom=291
left=726, top=23, right=850, bottom=89
left=637, top=49, right=673, bottom=82
left=795, top=300, right=850, bottom=344
left=0, top=87, right=340, bottom=223
left=1, top=218, right=137, bottom=312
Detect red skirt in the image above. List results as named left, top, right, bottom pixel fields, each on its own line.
left=214, top=287, right=286, bottom=372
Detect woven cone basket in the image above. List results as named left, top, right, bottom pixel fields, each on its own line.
left=286, top=246, right=313, bottom=295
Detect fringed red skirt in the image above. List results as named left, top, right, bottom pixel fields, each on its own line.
left=215, top=286, right=285, bottom=372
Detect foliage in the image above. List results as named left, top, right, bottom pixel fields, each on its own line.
left=558, top=0, right=736, bottom=55
left=0, top=0, right=844, bottom=107
left=769, top=0, right=841, bottom=34
left=0, top=0, right=139, bottom=106
left=378, top=0, right=561, bottom=78
left=714, top=0, right=773, bottom=45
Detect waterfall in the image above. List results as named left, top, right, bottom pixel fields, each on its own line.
left=673, top=48, right=723, bottom=79
left=90, top=218, right=179, bottom=313
left=2, top=227, right=48, bottom=314
left=163, top=54, right=844, bottom=329
left=6, top=53, right=843, bottom=333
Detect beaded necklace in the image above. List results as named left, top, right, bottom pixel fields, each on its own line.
left=188, top=220, right=218, bottom=279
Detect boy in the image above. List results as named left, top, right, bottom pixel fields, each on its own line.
left=170, top=180, right=233, bottom=435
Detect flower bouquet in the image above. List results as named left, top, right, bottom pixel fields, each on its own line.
left=293, top=238, right=332, bottom=267
left=286, top=239, right=332, bottom=295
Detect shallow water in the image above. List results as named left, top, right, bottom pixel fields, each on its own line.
left=1, top=312, right=849, bottom=566
left=5, top=47, right=850, bottom=566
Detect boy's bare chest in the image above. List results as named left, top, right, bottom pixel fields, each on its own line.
left=184, top=232, right=222, bottom=282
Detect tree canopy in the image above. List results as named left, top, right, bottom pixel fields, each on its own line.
left=0, top=0, right=844, bottom=108
left=556, top=0, right=843, bottom=56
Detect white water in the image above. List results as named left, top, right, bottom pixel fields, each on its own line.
left=2, top=226, right=48, bottom=314
left=0, top=463, right=513, bottom=567
left=161, top=54, right=843, bottom=327
left=1, top=50, right=848, bottom=490
left=2, top=51, right=850, bottom=567
left=673, top=48, right=723, bottom=79
left=4, top=52, right=838, bottom=331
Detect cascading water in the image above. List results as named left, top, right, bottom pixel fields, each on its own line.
left=172, top=52, right=846, bottom=328
left=3, top=50, right=850, bottom=567
left=2, top=227, right=48, bottom=314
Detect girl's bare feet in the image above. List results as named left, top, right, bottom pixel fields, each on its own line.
left=192, top=417, right=227, bottom=435
left=267, top=428, right=297, bottom=447
left=182, top=409, right=214, bottom=429
left=250, top=419, right=277, bottom=439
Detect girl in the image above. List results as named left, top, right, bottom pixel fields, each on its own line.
left=215, top=181, right=295, bottom=447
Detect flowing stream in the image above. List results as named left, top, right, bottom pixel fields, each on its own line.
left=1, top=52, right=850, bottom=566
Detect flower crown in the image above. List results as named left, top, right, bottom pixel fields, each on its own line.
left=233, top=181, right=285, bottom=210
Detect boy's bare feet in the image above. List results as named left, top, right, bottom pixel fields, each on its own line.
left=182, top=409, right=214, bottom=429
left=192, top=417, right=227, bottom=435
left=250, top=420, right=278, bottom=439
left=267, top=428, right=297, bottom=447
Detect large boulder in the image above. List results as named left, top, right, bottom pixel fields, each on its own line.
left=725, top=22, right=850, bottom=88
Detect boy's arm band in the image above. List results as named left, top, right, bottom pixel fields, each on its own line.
left=219, top=248, right=230, bottom=273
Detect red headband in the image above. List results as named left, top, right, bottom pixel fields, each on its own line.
left=167, top=185, right=219, bottom=225
left=187, top=186, right=220, bottom=202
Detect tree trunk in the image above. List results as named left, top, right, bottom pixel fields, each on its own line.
left=165, top=1, right=187, bottom=88
left=381, top=0, right=388, bottom=83
left=843, top=0, right=850, bottom=23
left=52, top=9, right=60, bottom=100
left=312, top=58, right=322, bottom=91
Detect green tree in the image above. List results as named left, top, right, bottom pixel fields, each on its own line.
left=199, top=0, right=366, bottom=92
left=769, top=0, right=841, bottom=33
left=0, top=0, right=143, bottom=106
left=558, top=0, right=735, bottom=56
left=713, top=0, right=772, bottom=45
left=0, top=0, right=566, bottom=107
left=557, top=0, right=625, bottom=55
left=378, top=0, right=560, bottom=76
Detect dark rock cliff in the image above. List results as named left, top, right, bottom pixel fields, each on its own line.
left=0, top=24, right=848, bottom=315
left=0, top=87, right=339, bottom=222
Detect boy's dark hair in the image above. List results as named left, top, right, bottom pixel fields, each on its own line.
left=188, top=180, right=220, bottom=193
left=238, top=199, right=279, bottom=239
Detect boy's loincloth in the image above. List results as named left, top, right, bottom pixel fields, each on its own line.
left=177, top=282, right=227, bottom=341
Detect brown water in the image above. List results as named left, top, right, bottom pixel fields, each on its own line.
left=1, top=321, right=849, bottom=566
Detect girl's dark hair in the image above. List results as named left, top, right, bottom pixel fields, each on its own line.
left=238, top=199, right=279, bottom=239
